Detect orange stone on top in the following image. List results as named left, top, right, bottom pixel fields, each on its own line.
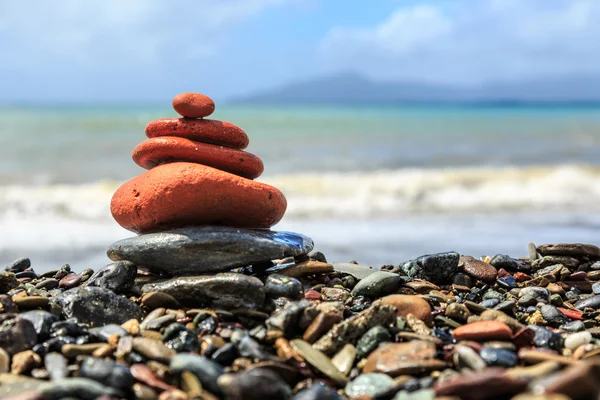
left=145, top=118, right=249, bottom=149
left=172, top=92, right=215, bottom=118
left=110, top=162, right=287, bottom=233
left=132, top=137, right=264, bottom=179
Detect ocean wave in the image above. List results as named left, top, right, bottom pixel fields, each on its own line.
left=0, top=164, right=599, bottom=221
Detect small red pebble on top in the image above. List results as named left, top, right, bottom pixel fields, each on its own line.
left=172, top=92, right=215, bottom=118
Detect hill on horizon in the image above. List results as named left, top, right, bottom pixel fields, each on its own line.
left=232, top=73, right=600, bottom=104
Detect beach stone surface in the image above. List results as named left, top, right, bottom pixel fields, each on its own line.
left=111, top=163, right=287, bottom=233
left=345, top=373, right=395, bottom=398
left=380, top=294, right=433, bottom=326
left=0, top=315, right=37, bottom=356
left=109, top=226, right=312, bottom=276
left=172, top=92, right=215, bottom=118
left=363, top=341, right=446, bottom=376
left=132, top=137, right=264, bottom=179
left=171, top=353, right=224, bottom=396
left=453, top=320, right=513, bottom=342
left=4, top=257, right=31, bottom=273
left=400, top=252, right=460, bottom=284
left=434, top=368, right=528, bottom=400
left=537, top=243, right=600, bottom=258
left=265, top=274, right=304, bottom=299
left=351, top=271, right=401, bottom=298
left=85, top=261, right=136, bottom=294
left=460, top=255, right=497, bottom=282
left=140, top=273, right=265, bottom=309
left=51, top=286, right=145, bottom=326
left=313, top=301, right=396, bottom=355
left=145, top=118, right=249, bottom=149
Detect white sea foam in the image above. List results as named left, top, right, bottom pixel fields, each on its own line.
left=1, top=164, right=599, bottom=270
left=0, top=164, right=599, bottom=222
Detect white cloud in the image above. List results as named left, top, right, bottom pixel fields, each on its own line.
left=319, top=0, right=600, bottom=85
left=0, top=0, right=292, bottom=69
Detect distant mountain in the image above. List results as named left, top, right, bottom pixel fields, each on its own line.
left=233, top=73, right=600, bottom=104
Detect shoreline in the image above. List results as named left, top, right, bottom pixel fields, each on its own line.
left=1, top=242, right=600, bottom=399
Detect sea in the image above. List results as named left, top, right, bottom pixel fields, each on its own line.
left=2, top=103, right=600, bottom=272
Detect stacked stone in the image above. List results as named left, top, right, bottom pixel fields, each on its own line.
left=108, top=93, right=313, bottom=276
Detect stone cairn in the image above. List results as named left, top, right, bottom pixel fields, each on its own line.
left=108, top=92, right=315, bottom=279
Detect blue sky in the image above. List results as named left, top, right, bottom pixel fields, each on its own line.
left=1, top=0, right=599, bottom=103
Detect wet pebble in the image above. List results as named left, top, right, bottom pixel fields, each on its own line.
left=52, top=286, right=145, bottom=326
left=293, top=381, right=341, bottom=400
left=86, top=261, right=137, bottom=294
left=345, top=373, right=395, bottom=398
left=351, top=271, right=401, bottom=298
left=170, top=353, right=224, bottom=396
left=265, top=274, right=304, bottom=299
left=479, top=347, right=518, bottom=368
left=79, top=356, right=133, bottom=390
left=355, top=325, right=391, bottom=359
left=219, top=368, right=292, bottom=400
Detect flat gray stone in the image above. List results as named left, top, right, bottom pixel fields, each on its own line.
left=332, top=263, right=378, bottom=280
left=141, top=273, right=265, bottom=309
left=107, top=226, right=314, bottom=276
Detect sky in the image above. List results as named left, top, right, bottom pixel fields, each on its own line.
left=1, top=0, right=599, bottom=103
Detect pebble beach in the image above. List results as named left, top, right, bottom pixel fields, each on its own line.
left=0, top=93, right=600, bottom=400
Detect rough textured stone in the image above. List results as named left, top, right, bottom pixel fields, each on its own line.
left=400, top=252, right=460, bottom=284
left=108, top=226, right=313, bottom=276
left=86, top=261, right=137, bottom=294
left=146, top=118, right=249, bottom=149
left=0, top=314, right=37, bottom=355
left=51, top=286, right=145, bottom=327
left=461, top=256, right=497, bottom=282
left=313, top=301, right=396, bottom=355
left=133, top=137, right=264, bottom=179
left=141, top=273, right=265, bottom=309
left=537, top=243, right=600, bottom=258
left=290, top=339, right=348, bottom=385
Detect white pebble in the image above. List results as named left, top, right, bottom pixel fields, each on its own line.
left=564, top=331, right=592, bottom=350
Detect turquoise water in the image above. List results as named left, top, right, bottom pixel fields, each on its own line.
left=1, top=104, right=600, bottom=270
left=2, top=104, right=600, bottom=183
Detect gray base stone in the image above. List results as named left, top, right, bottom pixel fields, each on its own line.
left=107, top=226, right=314, bottom=276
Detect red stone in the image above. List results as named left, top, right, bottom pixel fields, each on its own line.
left=452, top=320, right=512, bottom=342
left=132, top=137, right=264, bottom=179
left=557, top=307, right=584, bottom=320
left=110, top=162, right=287, bottom=233
left=304, top=290, right=321, bottom=300
left=145, top=118, right=249, bottom=149
left=172, top=92, right=215, bottom=118
left=513, top=272, right=532, bottom=282
left=512, top=327, right=535, bottom=348
left=461, top=256, right=497, bottom=283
